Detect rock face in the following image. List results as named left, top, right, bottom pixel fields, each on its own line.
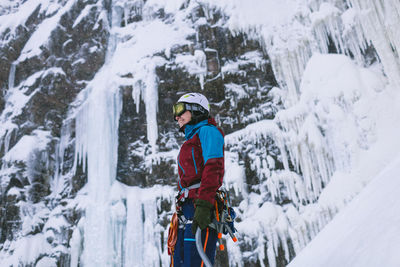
left=1, top=0, right=399, bottom=266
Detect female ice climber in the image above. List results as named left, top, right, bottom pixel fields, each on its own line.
left=169, top=92, right=224, bottom=266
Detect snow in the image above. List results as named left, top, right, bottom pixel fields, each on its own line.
left=0, top=0, right=46, bottom=37
left=224, top=151, right=247, bottom=196
left=222, top=51, right=266, bottom=77
left=18, top=0, right=78, bottom=62
left=175, top=50, right=207, bottom=88
left=43, top=209, right=69, bottom=233
left=72, top=4, right=97, bottom=28
left=0, top=67, right=64, bottom=157
left=36, top=257, right=57, bottom=267
left=145, top=0, right=186, bottom=14
left=289, top=153, right=400, bottom=267
left=225, top=119, right=280, bottom=146
left=0, top=234, right=52, bottom=266
left=111, top=19, right=193, bottom=76
left=3, top=129, right=51, bottom=164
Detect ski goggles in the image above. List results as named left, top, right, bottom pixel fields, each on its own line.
left=173, top=102, right=187, bottom=118
left=173, top=102, right=207, bottom=120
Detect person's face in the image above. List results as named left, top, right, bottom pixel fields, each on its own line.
left=175, top=110, right=192, bottom=128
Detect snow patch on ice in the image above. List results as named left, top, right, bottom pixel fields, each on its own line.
left=18, top=0, right=78, bottom=61
left=3, top=129, right=51, bottom=164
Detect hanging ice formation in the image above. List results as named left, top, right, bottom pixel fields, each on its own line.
left=349, top=0, right=400, bottom=86
left=207, top=0, right=400, bottom=266
left=273, top=0, right=400, bottom=203
left=71, top=2, right=122, bottom=266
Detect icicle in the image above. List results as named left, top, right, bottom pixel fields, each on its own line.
left=268, top=42, right=313, bottom=107
left=110, top=199, right=126, bottom=265
left=349, top=0, right=400, bottom=86
left=130, top=56, right=165, bottom=155
left=124, top=190, right=144, bottom=267
left=143, top=61, right=159, bottom=155
left=132, top=0, right=144, bottom=19
left=8, top=61, right=17, bottom=89
left=3, top=126, right=16, bottom=156
left=52, top=121, right=72, bottom=197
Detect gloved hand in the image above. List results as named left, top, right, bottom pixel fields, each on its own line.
left=192, top=199, right=214, bottom=235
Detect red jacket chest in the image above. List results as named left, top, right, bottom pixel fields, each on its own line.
left=177, top=134, right=204, bottom=188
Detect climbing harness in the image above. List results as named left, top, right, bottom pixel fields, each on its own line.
left=177, top=182, right=201, bottom=201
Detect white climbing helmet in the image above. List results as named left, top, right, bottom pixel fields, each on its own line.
left=177, top=92, right=210, bottom=112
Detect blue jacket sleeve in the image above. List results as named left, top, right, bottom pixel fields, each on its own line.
left=198, top=125, right=224, bottom=164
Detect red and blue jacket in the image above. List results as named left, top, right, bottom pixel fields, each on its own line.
left=177, top=117, right=224, bottom=205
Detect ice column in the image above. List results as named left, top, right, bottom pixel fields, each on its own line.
left=52, top=122, right=72, bottom=196
left=144, top=62, right=159, bottom=155
left=8, top=62, right=17, bottom=89
left=124, top=188, right=164, bottom=266
left=75, top=72, right=122, bottom=266
left=131, top=57, right=162, bottom=155
left=73, top=1, right=123, bottom=265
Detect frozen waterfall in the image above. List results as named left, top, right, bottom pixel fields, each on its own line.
left=69, top=1, right=173, bottom=266
left=71, top=2, right=123, bottom=266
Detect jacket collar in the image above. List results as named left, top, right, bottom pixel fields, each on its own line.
left=183, top=118, right=217, bottom=140
left=184, top=119, right=208, bottom=140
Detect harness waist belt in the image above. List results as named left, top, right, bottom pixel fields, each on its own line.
left=182, top=182, right=201, bottom=198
